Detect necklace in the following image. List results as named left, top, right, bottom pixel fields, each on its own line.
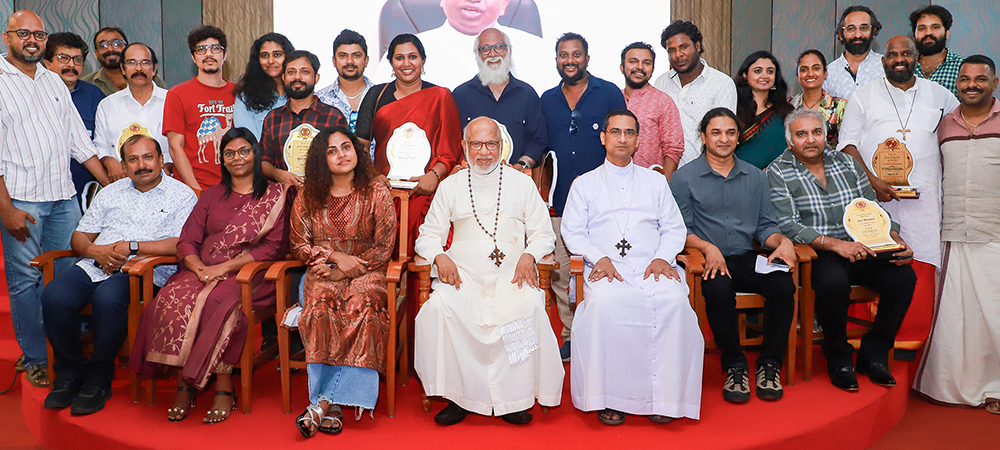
left=801, top=91, right=824, bottom=110
left=344, top=88, right=365, bottom=100
left=468, top=165, right=505, bottom=267
left=959, top=108, right=981, bottom=131
left=601, top=163, right=636, bottom=257
left=883, top=79, right=917, bottom=140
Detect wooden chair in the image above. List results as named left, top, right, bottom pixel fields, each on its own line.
left=680, top=245, right=816, bottom=385
left=408, top=253, right=559, bottom=414
left=267, top=189, right=412, bottom=417
left=798, top=277, right=895, bottom=381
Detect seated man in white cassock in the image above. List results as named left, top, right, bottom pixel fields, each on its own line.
left=414, top=116, right=564, bottom=426
left=562, top=110, right=703, bottom=426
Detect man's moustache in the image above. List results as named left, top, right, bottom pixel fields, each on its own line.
left=61, top=68, right=79, bottom=76
left=130, top=72, right=147, bottom=79
left=134, top=169, right=153, bottom=175
left=963, top=88, right=984, bottom=94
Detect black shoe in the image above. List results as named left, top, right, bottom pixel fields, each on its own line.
left=44, top=378, right=83, bottom=409
left=828, top=365, right=860, bottom=391
left=434, top=401, right=470, bottom=425
left=723, top=366, right=751, bottom=404
left=559, top=341, right=571, bottom=363
left=70, top=384, right=112, bottom=416
left=500, top=409, right=533, bottom=425
left=755, top=363, right=783, bottom=401
left=856, top=359, right=896, bottom=387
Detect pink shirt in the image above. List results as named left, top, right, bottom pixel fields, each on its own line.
left=624, top=84, right=685, bottom=168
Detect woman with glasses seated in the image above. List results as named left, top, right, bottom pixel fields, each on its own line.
left=130, top=127, right=292, bottom=424
left=288, top=126, right=396, bottom=437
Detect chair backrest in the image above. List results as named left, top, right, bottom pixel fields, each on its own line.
left=390, top=188, right=410, bottom=262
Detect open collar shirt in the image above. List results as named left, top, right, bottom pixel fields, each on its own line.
left=915, top=48, right=963, bottom=98
left=69, top=80, right=105, bottom=138
left=453, top=74, right=548, bottom=164
left=625, top=84, right=685, bottom=168
left=93, top=85, right=170, bottom=162
left=824, top=50, right=884, bottom=100
left=653, top=60, right=737, bottom=167
left=81, top=67, right=166, bottom=96
left=259, top=95, right=347, bottom=170
left=316, top=75, right=374, bottom=132
left=0, top=54, right=100, bottom=201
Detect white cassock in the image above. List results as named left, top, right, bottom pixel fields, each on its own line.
left=414, top=165, right=563, bottom=415
left=561, top=160, right=703, bottom=419
left=837, top=76, right=959, bottom=268
left=372, top=24, right=556, bottom=92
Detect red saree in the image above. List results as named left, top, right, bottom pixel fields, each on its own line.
left=130, top=182, right=290, bottom=389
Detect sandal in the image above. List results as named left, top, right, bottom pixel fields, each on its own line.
left=14, top=355, right=25, bottom=372
left=297, top=403, right=323, bottom=438
left=203, top=391, right=237, bottom=424
left=25, top=364, right=49, bottom=388
left=319, top=405, right=343, bottom=435
left=597, top=408, right=625, bottom=426
left=167, top=386, right=198, bottom=422
left=648, top=415, right=674, bottom=423
left=986, top=400, right=1000, bottom=415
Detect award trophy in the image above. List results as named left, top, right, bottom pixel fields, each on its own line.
left=386, top=122, right=432, bottom=189
left=843, top=198, right=903, bottom=255
left=497, top=120, right=513, bottom=163
left=283, top=123, right=320, bottom=177
left=871, top=137, right=918, bottom=198
left=116, top=123, right=153, bottom=159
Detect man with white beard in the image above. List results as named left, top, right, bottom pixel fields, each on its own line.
left=453, top=28, right=546, bottom=170
left=414, top=116, right=563, bottom=426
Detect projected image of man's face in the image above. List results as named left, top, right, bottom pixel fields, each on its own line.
left=440, top=0, right=511, bottom=35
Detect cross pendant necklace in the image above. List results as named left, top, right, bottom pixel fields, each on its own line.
left=469, top=165, right=505, bottom=267
left=884, top=79, right=916, bottom=141
left=615, top=238, right=632, bottom=257
left=601, top=164, right=636, bottom=257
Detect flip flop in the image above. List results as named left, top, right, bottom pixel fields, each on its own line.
left=319, top=405, right=343, bottom=435
left=597, top=408, right=625, bottom=426
left=167, top=386, right=198, bottom=422
left=297, top=403, right=323, bottom=438
left=986, top=400, right=1000, bottom=415
left=648, top=415, right=674, bottom=423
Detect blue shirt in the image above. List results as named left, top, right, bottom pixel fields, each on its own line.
left=234, top=93, right=286, bottom=140
left=670, top=154, right=782, bottom=256
left=453, top=74, right=548, bottom=165
left=68, top=80, right=105, bottom=202
left=540, top=74, right=626, bottom=215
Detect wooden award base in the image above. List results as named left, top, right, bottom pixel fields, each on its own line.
left=390, top=179, right=418, bottom=189
left=892, top=186, right=919, bottom=199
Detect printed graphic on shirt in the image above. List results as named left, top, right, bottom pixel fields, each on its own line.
left=196, top=101, right=233, bottom=165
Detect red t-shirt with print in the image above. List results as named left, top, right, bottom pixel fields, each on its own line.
left=162, top=77, right=236, bottom=188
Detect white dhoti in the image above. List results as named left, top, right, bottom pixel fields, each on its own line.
left=914, top=242, right=1000, bottom=406
left=414, top=167, right=563, bottom=415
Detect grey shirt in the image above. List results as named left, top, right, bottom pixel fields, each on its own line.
left=670, top=154, right=782, bottom=256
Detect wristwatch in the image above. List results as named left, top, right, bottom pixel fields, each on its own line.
left=129, top=241, right=139, bottom=256
left=514, top=160, right=528, bottom=169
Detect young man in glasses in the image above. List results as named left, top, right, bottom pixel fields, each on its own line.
left=163, top=25, right=235, bottom=192
left=93, top=43, right=173, bottom=183
left=80, top=27, right=165, bottom=95
left=539, top=32, right=626, bottom=363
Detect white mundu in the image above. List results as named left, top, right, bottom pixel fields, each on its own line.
left=561, top=160, right=703, bottom=419
left=414, top=165, right=563, bottom=415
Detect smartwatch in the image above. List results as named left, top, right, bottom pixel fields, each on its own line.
left=129, top=241, right=139, bottom=256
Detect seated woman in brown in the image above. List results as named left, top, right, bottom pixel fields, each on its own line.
left=288, top=126, right=396, bottom=437
left=129, top=127, right=291, bottom=424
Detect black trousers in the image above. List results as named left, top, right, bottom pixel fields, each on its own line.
left=700, top=252, right=796, bottom=371
left=810, top=251, right=915, bottom=369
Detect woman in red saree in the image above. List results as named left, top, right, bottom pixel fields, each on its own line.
left=130, top=127, right=291, bottom=424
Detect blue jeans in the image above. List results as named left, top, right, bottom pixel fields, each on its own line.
left=42, top=265, right=130, bottom=387
left=1, top=197, right=82, bottom=369
left=307, top=364, right=379, bottom=409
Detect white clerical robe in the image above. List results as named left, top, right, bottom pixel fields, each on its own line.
left=414, top=165, right=563, bottom=416
left=372, top=24, right=556, bottom=91
left=837, top=76, right=959, bottom=268
left=561, top=160, right=703, bottom=419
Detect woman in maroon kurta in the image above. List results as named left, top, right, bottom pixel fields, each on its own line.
left=130, top=128, right=290, bottom=424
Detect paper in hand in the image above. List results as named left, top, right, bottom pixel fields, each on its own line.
left=755, top=254, right=790, bottom=274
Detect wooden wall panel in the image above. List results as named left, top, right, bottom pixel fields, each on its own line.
left=732, top=0, right=772, bottom=76
left=672, top=0, right=732, bottom=76
left=100, top=0, right=163, bottom=73
left=834, top=0, right=928, bottom=56
left=936, top=0, right=1000, bottom=66
left=18, top=0, right=101, bottom=74
left=202, top=0, right=271, bottom=82
left=772, top=0, right=837, bottom=96
left=161, top=0, right=201, bottom=87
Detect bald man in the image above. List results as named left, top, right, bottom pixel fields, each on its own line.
left=0, top=10, right=110, bottom=388
left=837, top=36, right=958, bottom=377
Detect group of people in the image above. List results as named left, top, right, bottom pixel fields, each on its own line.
left=0, top=1, right=996, bottom=438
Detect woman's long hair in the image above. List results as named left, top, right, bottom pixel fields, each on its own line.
left=233, top=33, right=294, bottom=113
left=734, top=50, right=793, bottom=129
left=302, top=126, right=376, bottom=213
left=219, top=127, right=267, bottom=199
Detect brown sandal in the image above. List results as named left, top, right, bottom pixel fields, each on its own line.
left=597, top=408, right=625, bottom=425
left=25, top=364, right=49, bottom=388
left=986, top=400, right=1000, bottom=415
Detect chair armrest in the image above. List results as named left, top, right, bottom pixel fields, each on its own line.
left=679, top=247, right=705, bottom=274
left=388, top=257, right=410, bottom=283
left=408, top=255, right=431, bottom=272
left=569, top=255, right=584, bottom=276
left=30, top=250, right=78, bottom=286
left=264, top=260, right=305, bottom=281
left=126, top=255, right=178, bottom=277
left=236, top=261, right=276, bottom=285
left=793, top=243, right=817, bottom=262
left=536, top=253, right=559, bottom=271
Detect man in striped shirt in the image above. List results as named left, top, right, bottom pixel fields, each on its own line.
left=0, top=10, right=110, bottom=388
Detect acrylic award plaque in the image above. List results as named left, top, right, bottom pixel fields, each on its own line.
left=386, top=122, right=431, bottom=189
left=116, top=123, right=153, bottom=160
left=871, top=137, right=918, bottom=199
left=497, top=120, right=513, bottom=163
left=283, top=123, right=320, bottom=177
left=842, top=198, right=903, bottom=253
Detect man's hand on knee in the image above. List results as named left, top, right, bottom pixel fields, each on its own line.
left=644, top=258, right=680, bottom=282
left=511, top=253, right=538, bottom=289
left=588, top=257, right=623, bottom=283
left=434, top=254, right=463, bottom=290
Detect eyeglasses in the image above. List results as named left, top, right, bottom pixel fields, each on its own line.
left=194, top=44, right=225, bottom=55
left=259, top=50, right=284, bottom=60
left=97, top=39, right=126, bottom=49
left=56, top=54, right=85, bottom=65
left=606, top=128, right=638, bottom=139
left=841, top=24, right=872, bottom=34
left=5, top=29, right=47, bottom=41
left=468, top=140, right=500, bottom=151
left=124, top=59, right=154, bottom=68
left=569, top=110, right=581, bottom=135
left=477, top=43, right=508, bottom=55
left=223, top=146, right=252, bottom=160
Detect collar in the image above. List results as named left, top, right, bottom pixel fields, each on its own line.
left=883, top=76, right=921, bottom=94
left=475, top=73, right=522, bottom=96
left=559, top=72, right=597, bottom=92
left=603, top=159, right=635, bottom=177
left=624, top=83, right=656, bottom=98
left=837, top=50, right=881, bottom=67
left=330, top=75, right=373, bottom=94
left=949, top=97, right=1000, bottom=125
left=280, top=95, right=323, bottom=115
left=693, top=153, right=749, bottom=178
left=0, top=53, right=51, bottom=79
left=123, top=84, right=167, bottom=104
left=127, top=172, right=169, bottom=193
left=668, top=58, right=710, bottom=81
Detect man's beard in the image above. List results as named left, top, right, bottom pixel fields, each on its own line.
left=916, top=35, right=947, bottom=56
left=842, top=36, right=873, bottom=55
left=558, top=65, right=585, bottom=85
left=12, top=47, right=42, bottom=64
left=466, top=151, right=500, bottom=175
left=625, top=70, right=649, bottom=90
left=883, top=60, right=915, bottom=83
left=477, top=55, right=511, bottom=86
left=338, top=65, right=362, bottom=81
left=285, top=82, right=315, bottom=100
left=100, top=51, right=122, bottom=69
